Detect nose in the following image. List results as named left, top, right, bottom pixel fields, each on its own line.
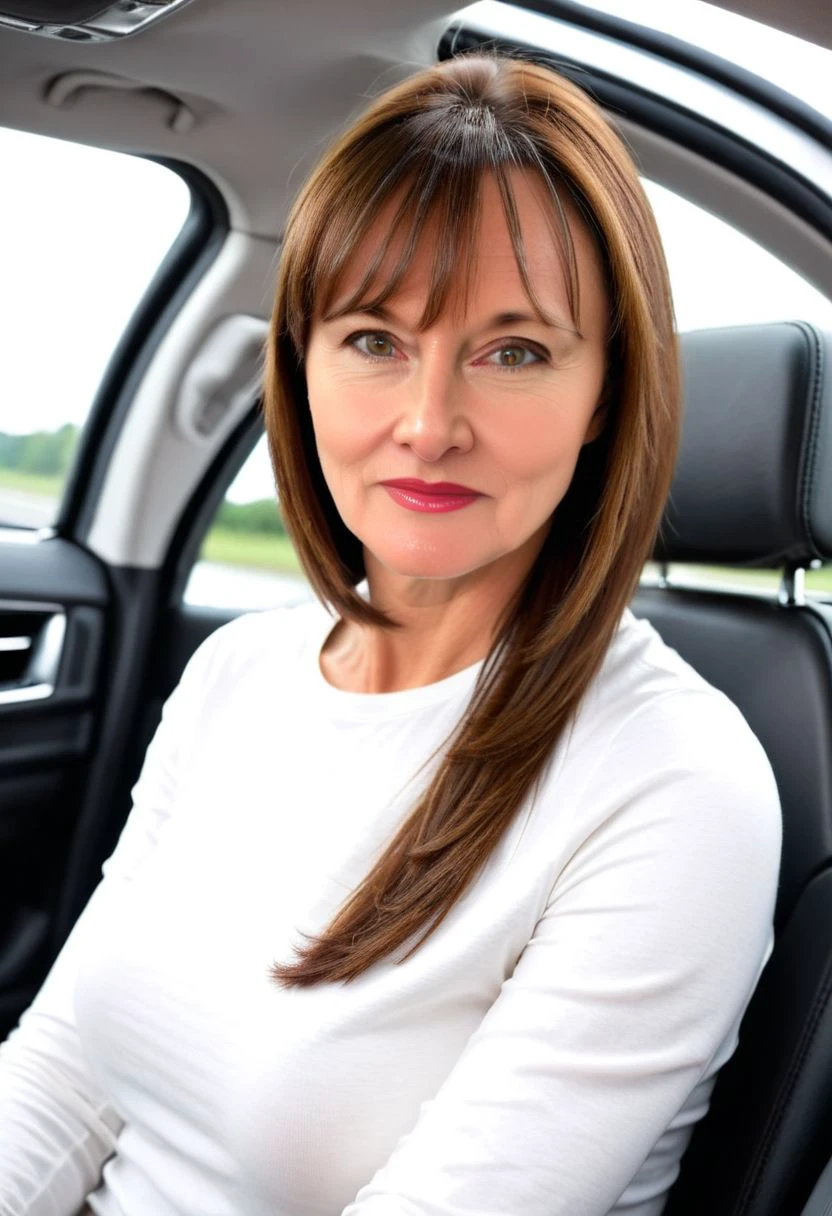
left=391, top=358, right=474, bottom=462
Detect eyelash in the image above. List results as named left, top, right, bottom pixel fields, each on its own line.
left=345, top=330, right=549, bottom=372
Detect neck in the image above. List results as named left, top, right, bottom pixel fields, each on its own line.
left=320, top=540, right=541, bottom=694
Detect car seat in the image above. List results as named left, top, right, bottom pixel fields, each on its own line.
left=633, top=321, right=832, bottom=1216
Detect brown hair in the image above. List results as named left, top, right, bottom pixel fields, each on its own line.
left=264, top=53, right=679, bottom=987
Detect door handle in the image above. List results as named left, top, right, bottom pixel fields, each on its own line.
left=0, top=611, right=66, bottom=706
left=0, top=637, right=32, bottom=653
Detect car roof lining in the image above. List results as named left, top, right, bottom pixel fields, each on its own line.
left=0, top=0, right=453, bottom=235
left=710, top=0, right=832, bottom=52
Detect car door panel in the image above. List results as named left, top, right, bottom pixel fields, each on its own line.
left=0, top=537, right=108, bottom=1038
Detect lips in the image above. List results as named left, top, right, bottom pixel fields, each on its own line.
left=382, top=479, right=478, bottom=495
left=379, top=478, right=482, bottom=514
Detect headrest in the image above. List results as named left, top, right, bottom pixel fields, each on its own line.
left=655, top=322, right=832, bottom=567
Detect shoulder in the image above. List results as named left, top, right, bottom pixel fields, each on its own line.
left=173, top=595, right=332, bottom=703
left=564, top=607, right=782, bottom=861
left=585, top=607, right=771, bottom=766
left=540, top=611, right=782, bottom=962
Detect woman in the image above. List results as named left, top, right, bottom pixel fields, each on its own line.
left=0, top=53, right=780, bottom=1216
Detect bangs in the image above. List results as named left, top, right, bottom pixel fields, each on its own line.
left=285, top=126, right=584, bottom=349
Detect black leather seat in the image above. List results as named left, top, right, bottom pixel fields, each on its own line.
left=631, top=321, right=832, bottom=1216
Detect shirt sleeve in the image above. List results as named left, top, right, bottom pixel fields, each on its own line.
left=340, top=690, right=783, bottom=1216
left=0, top=626, right=226, bottom=1216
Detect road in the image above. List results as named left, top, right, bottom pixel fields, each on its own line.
left=184, top=562, right=311, bottom=610
left=0, top=488, right=57, bottom=529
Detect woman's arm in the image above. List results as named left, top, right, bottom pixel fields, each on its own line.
left=0, top=627, right=226, bottom=1216
left=0, top=882, right=125, bottom=1215
left=341, top=691, right=782, bottom=1216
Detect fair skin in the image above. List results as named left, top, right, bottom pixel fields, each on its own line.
left=305, top=169, right=610, bottom=693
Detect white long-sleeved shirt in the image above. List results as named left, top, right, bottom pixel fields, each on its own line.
left=0, top=599, right=782, bottom=1216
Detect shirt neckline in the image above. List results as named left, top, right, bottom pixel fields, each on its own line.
left=306, top=600, right=485, bottom=721
left=302, top=599, right=635, bottom=722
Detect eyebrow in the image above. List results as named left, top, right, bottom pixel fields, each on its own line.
left=321, top=301, right=582, bottom=338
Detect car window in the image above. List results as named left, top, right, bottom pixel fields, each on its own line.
left=0, top=126, right=191, bottom=531
left=644, top=179, right=832, bottom=331
left=184, top=179, right=832, bottom=612
left=184, top=434, right=310, bottom=611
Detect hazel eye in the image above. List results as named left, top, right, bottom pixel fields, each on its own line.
left=488, top=345, right=542, bottom=368
left=354, top=332, right=396, bottom=359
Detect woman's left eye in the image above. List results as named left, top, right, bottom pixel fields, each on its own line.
left=484, top=344, right=544, bottom=369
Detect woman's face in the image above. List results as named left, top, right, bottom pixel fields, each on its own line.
left=304, top=169, right=610, bottom=586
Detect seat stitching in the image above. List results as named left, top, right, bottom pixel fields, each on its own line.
left=735, top=960, right=832, bottom=1214
left=793, top=321, right=824, bottom=559
left=733, top=955, right=832, bottom=1215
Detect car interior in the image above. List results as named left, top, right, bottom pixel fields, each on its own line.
left=1, top=1, right=831, bottom=1213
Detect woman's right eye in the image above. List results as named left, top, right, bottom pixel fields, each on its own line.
left=350, top=332, right=397, bottom=360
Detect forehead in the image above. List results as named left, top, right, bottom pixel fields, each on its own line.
left=323, top=168, right=607, bottom=332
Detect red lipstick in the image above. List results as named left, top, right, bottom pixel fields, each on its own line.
left=379, top=478, right=481, bottom=513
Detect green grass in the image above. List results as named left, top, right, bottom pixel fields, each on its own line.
left=653, top=563, right=832, bottom=595
left=805, top=569, right=832, bottom=593
left=0, top=467, right=64, bottom=496
left=200, top=527, right=303, bottom=574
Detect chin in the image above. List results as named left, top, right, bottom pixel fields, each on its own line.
left=367, top=537, right=499, bottom=582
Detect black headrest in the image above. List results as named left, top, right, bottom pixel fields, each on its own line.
left=656, top=322, right=832, bottom=567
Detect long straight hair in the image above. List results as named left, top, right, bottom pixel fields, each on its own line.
left=264, top=53, right=680, bottom=987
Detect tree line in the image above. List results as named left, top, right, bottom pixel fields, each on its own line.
left=0, top=424, right=286, bottom=535
left=0, top=423, right=78, bottom=477
left=215, top=497, right=286, bottom=536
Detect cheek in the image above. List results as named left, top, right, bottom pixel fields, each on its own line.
left=478, top=394, right=596, bottom=489
left=306, top=370, right=389, bottom=469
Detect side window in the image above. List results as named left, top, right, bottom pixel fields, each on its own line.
left=643, top=179, right=832, bottom=332
left=0, top=126, right=190, bottom=530
left=643, top=179, right=832, bottom=598
left=184, top=434, right=310, bottom=611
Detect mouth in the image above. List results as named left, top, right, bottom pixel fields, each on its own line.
left=379, top=478, right=482, bottom=514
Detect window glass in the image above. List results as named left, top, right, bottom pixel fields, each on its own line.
left=646, top=565, right=832, bottom=597
left=643, top=563, right=832, bottom=597
left=184, top=435, right=311, bottom=611
left=0, top=127, right=191, bottom=530
left=643, top=179, right=832, bottom=331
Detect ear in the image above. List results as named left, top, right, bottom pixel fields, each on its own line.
left=582, top=388, right=609, bottom=446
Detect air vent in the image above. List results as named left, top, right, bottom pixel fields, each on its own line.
left=0, top=0, right=193, bottom=42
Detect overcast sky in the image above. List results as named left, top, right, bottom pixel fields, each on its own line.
left=0, top=131, right=190, bottom=436
left=1, top=0, right=831, bottom=507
